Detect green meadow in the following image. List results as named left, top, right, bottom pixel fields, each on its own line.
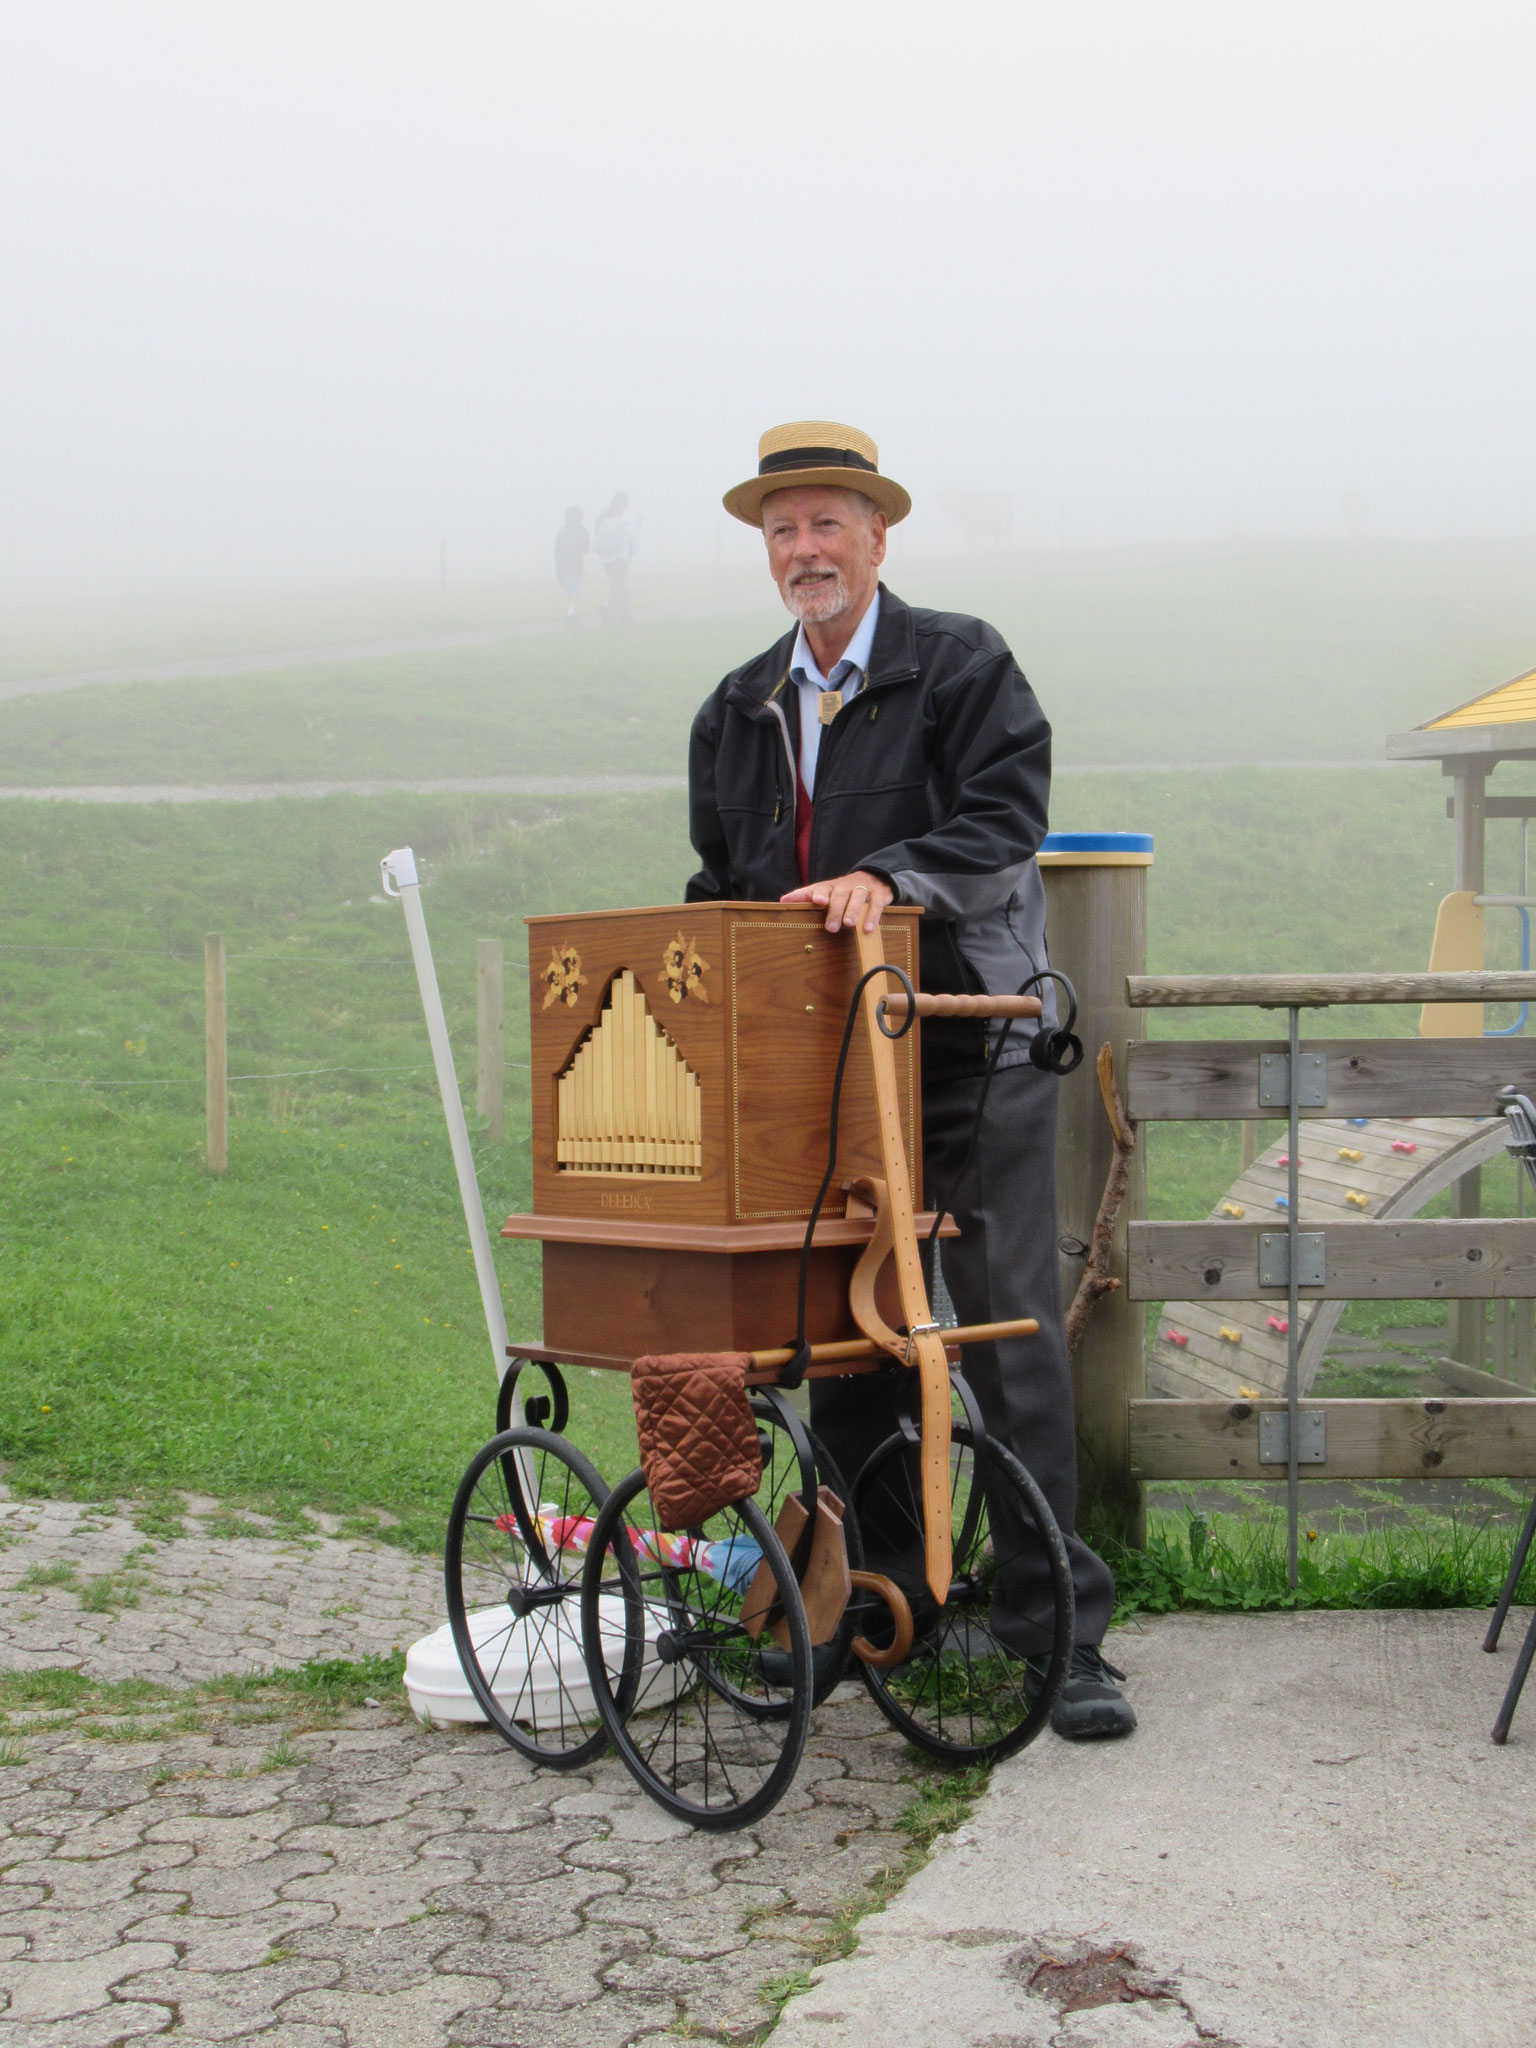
left=4, top=541, right=1536, bottom=1594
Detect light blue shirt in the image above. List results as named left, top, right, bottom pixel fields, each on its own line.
left=790, top=590, right=880, bottom=797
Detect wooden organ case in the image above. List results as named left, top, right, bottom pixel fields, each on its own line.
left=501, top=902, right=928, bottom=1365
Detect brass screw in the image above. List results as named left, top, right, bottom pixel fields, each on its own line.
left=804, top=943, right=814, bottom=953
left=805, top=1004, right=814, bottom=1014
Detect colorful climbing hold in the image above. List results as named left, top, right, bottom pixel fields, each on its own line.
left=1274, top=1194, right=1289, bottom=1209
left=1277, top=1153, right=1290, bottom=1166
left=1218, top=1325, right=1243, bottom=1344
left=1238, top=1385, right=1260, bottom=1398
left=1338, top=1146, right=1364, bottom=1162
left=1220, top=1200, right=1245, bottom=1219
left=1164, top=1327, right=1190, bottom=1347
left=1346, top=1189, right=1369, bottom=1209
left=1266, top=1313, right=1289, bottom=1334
left=1392, top=1139, right=1417, bottom=1154
left=1347, top=1118, right=1368, bottom=1127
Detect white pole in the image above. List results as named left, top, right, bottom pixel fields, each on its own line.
left=381, top=847, right=517, bottom=1405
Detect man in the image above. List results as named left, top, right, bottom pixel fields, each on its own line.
left=685, top=421, right=1134, bottom=1740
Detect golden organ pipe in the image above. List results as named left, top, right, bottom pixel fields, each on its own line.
left=556, top=970, right=700, bottom=1178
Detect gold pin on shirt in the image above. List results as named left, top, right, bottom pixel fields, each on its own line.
left=817, top=691, right=841, bottom=726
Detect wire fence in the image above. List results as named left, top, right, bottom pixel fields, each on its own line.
left=0, top=933, right=523, bottom=1148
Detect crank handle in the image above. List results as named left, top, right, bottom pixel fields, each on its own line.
left=880, top=991, right=1042, bottom=1021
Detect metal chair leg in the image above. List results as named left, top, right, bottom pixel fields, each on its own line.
left=1492, top=1597, right=1536, bottom=1744
left=1485, top=1488, right=1536, bottom=1653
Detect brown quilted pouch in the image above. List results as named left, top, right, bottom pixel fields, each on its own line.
left=630, top=1353, right=763, bottom=1531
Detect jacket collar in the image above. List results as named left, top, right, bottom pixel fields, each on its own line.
left=725, top=583, right=919, bottom=716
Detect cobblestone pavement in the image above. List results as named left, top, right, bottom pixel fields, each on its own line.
left=0, top=1493, right=932, bottom=2046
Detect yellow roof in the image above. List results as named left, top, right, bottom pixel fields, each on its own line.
left=1426, top=667, right=1536, bottom=729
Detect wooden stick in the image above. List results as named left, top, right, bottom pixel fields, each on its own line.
left=476, top=939, right=503, bottom=1144
left=748, top=1317, right=1040, bottom=1373
left=1127, top=970, right=1536, bottom=1008
left=204, top=933, right=227, bottom=1174
left=1065, top=1042, right=1136, bottom=1358
left=882, top=991, right=1042, bottom=1020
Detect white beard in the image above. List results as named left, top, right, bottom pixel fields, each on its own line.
left=783, top=567, right=852, bottom=625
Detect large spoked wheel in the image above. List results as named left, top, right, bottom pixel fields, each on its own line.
left=580, top=1468, right=813, bottom=1830
left=850, top=1421, right=1074, bottom=1764
left=750, top=1391, right=866, bottom=1707
left=444, top=1426, right=615, bottom=1770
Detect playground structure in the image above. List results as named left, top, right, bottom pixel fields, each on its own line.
left=1149, top=665, right=1536, bottom=1406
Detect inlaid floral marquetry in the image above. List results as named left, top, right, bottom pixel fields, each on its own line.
left=541, top=943, right=586, bottom=1009
left=662, top=933, right=711, bottom=1005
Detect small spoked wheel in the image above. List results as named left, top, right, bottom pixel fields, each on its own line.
left=444, top=1426, right=611, bottom=1769
left=580, top=1470, right=812, bottom=1829
left=850, top=1421, right=1074, bottom=1764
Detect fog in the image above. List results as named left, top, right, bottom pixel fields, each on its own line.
left=4, top=0, right=1535, bottom=602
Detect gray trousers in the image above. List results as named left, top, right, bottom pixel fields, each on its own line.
left=808, top=1059, right=1116, bottom=1653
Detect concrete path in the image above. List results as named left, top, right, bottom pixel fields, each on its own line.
left=6, top=1495, right=1533, bottom=2046
left=772, top=1607, right=1536, bottom=2048
left=0, top=776, right=685, bottom=806
left=0, top=766, right=1389, bottom=806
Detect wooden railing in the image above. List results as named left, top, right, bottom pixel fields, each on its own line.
left=1121, top=970, right=1536, bottom=1580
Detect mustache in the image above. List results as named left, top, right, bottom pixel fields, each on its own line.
left=788, top=566, right=839, bottom=587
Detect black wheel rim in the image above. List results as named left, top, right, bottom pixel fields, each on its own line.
left=580, top=1470, right=813, bottom=1829
left=444, top=1426, right=614, bottom=1769
left=850, top=1423, right=1074, bottom=1764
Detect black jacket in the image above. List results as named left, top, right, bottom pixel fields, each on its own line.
left=685, top=585, right=1054, bottom=1079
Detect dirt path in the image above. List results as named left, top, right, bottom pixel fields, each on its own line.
left=0, top=776, right=686, bottom=805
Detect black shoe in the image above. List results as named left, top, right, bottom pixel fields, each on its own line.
left=1033, top=1643, right=1136, bottom=1741
left=753, top=1639, right=850, bottom=1692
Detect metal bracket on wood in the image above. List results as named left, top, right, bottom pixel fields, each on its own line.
left=1258, top=1051, right=1327, bottom=1109
left=1259, top=1230, right=1326, bottom=1288
left=1259, top=1410, right=1327, bottom=1467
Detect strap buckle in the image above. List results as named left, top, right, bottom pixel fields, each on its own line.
left=902, top=1320, right=941, bottom=1364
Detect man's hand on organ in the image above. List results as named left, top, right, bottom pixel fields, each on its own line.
left=779, top=869, right=895, bottom=934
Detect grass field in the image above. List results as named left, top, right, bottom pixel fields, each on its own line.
left=5, top=542, right=1536, bottom=1603
left=6, top=538, right=1536, bottom=784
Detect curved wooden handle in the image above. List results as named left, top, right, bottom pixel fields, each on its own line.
left=849, top=1570, right=915, bottom=1670
left=882, top=991, right=1042, bottom=1020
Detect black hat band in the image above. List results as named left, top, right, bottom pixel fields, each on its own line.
left=758, top=445, right=877, bottom=478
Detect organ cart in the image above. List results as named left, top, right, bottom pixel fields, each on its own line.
left=382, top=852, right=1076, bottom=1829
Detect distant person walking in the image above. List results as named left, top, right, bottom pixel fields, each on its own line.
left=555, top=506, right=589, bottom=623
left=593, top=492, right=639, bottom=624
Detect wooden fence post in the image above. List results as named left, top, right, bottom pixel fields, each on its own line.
left=1042, top=835, right=1152, bottom=1548
left=205, top=933, right=227, bottom=1173
left=477, top=938, right=504, bottom=1143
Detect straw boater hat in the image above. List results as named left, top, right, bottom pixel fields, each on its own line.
left=722, top=420, right=912, bottom=528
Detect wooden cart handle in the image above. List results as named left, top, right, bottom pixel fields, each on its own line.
left=849, top=1571, right=915, bottom=1670
left=881, top=991, right=1042, bottom=1020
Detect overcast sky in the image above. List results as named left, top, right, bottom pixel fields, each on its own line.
left=3, top=1, right=1535, bottom=600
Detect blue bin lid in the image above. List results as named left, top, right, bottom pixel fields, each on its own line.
left=1040, top=832, right=1153, bottom=853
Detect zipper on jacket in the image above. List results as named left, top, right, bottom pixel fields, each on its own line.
left=765, top=675, right=795, bottom=837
